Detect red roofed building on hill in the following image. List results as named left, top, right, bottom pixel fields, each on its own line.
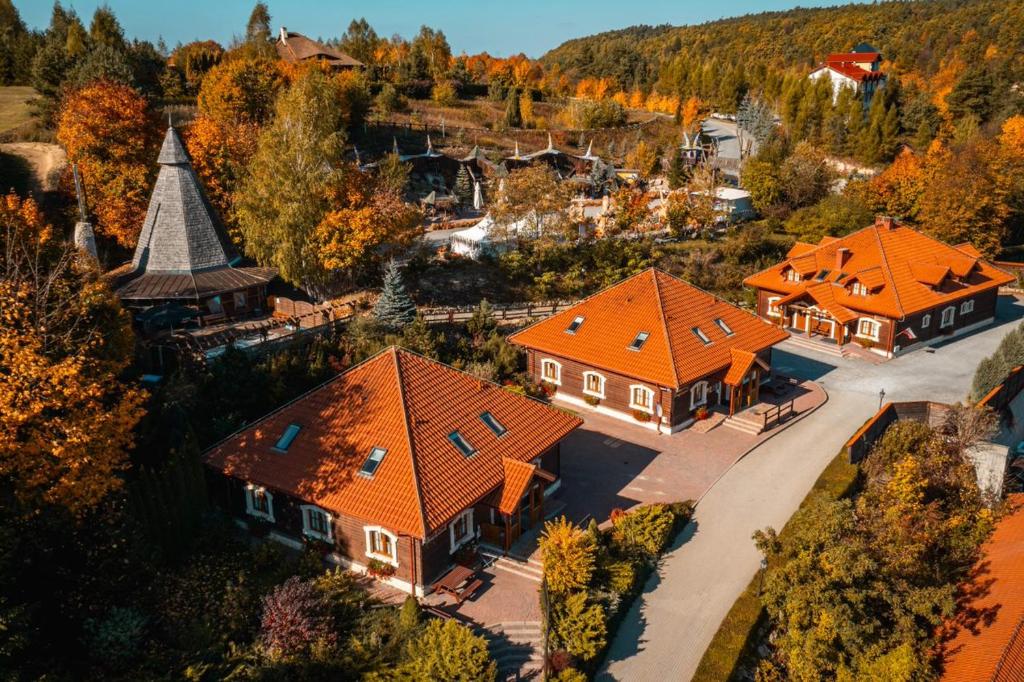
left=508, top=268, right=790, bottom=433
left=938, top=495, right=1024, bottom=681
left=808, top=42, right=886, bottom=106
left=744, top=217, right=1014, bottom=359
left=204, top=347, right=581, bottom=595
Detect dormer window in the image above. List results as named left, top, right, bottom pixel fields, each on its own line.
left=565, top=316, right=585, bottom=334
left=448, top=430, right=477, bottom=457
left=629, top=331, right=650, bottom=351
left=359, top=447, right=387, bottom=477
left=785, top=268, right=801, bottom=283
left=480, top=412, right=507, bottom=437
left=273, top=424, right=301, bottom=452
left=714, top=318, right=734, bottom=336
left=851, top=282, right=869, bottom=296
left=814, top=269, right=831, bottom=282
left=692, top=327, right=712, bottom=345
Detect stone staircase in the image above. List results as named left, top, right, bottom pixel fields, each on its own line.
left=782, top=334, right=850, bottom=358
left=478, top=545, right=544, bottom=583
left=722, top=409, right=765, bottom=436
left=482, top=620, right=545, bottom=680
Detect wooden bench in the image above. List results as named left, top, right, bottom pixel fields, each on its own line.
left=456, top=578, right=483, bottom=604
left=423, top=606, right=454, bottom=621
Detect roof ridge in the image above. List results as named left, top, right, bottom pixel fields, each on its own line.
left=651, top=269, right=680, bottom=388
left=391, top=347, right=428, bottom=538
left=872, top=225, right=905, bottom=317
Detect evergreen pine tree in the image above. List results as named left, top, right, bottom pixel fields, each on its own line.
left=504, top=87, right=522, bottom=129
left=374, top=259, right=417, bottom=329
left=666, top=146, right=687, bottom=190
left=879, top=105, right=900, bottom=161
left=453, top=164, right=473, bottom=206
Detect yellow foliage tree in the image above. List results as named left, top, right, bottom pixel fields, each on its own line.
left=539, top=516, right=595, bottom=594
left=0, top=193, right=144, bottom=515
left=56, top=81, right=158, bottom=248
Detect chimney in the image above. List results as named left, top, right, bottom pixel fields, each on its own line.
left=875, top=216, right=897, bottom=230
left=835, top=247, right=850, bottom=270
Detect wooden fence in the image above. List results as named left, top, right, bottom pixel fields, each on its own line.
left=419, top=300, right=577, bottom=325
left=978, top=365, right=1024, bottom=413
left=844, top=401, right=950, bottom=463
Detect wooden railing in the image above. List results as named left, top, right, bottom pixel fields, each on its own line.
left=419, top=300, right=577, bottom=325
left=761, top=399, right=795, bottom=430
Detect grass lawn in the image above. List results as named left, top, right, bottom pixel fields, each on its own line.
left=0, top=86, right=36, bottom=135
left=691, top=449, right=860, bottom=682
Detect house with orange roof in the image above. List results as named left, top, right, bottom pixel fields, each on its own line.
left=508, top=268, right=790, bottom=432
left=938, top=495, right=1024, bottom=681
left=204, top=347, right=581, bottom=596
left=808, top=43, right=886, bottom=106
left=744, top=217, right=1014, bottom=359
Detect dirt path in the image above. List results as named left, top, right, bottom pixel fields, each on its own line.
left=0, top=142, right=66, bottom=192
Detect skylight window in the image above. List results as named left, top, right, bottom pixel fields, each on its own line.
left=273, top=424, right=301, bottom=452
left=359, top=447, right=387, bottom=477
left=565, top=316, right=585, bottom=334
left=628, top=331, right=650, bottom=351
left=692, top=327, right=712, bottom=345
left=480, top=412, right=507, bottom=437
left=714, top=318, right=734, bottom=336
left=448, top=431, right=477, bottom=457
left=815, top=269, right=831, bottom=282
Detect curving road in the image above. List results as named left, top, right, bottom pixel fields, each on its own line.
left=599, top=296, right=1024, bottom=681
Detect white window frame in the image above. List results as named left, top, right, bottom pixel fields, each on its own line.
left=960, top=299, right=974, bottom=315
left=785, top=268, right=801, bottom=283
left=448, top=509, right=475, bottom=554
left=540, top=359, right=562, bottom=385
left=940, top=306, right=955, bottom=328
left=851, top=282, right=868, bottom=296
left=766, top=296, right=781, bottom=318
left=582, top=371, right=606, bottom=398
left=629, top=384, right=655, bottom=413
left=300, top=504, right=333, bottom=542
left=244, top=484, right=275, bottom=523
left=364, top=526, right=399, bottom=567
left=922, top=314, right=931, bottom=328
left=690, top=381, right=710, bottom=410
left=855, top=318, right=881, bottom=341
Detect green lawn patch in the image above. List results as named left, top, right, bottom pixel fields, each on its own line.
left=691, top=450, right=859, bottom=682
left=0, top=86, right=36, bottom=135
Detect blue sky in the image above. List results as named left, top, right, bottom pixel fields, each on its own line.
left=19, top=0, right=866, bottom=57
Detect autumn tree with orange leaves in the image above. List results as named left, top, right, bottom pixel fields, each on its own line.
left=56, top=81, right=158, bottom=248
left=0, top=192, right=144, bottom=516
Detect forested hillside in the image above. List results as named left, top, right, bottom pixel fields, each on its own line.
left=541, top=0, right=1023, bottom=121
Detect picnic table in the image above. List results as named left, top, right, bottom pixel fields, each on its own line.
left=431, top=565, right=482, bottom=604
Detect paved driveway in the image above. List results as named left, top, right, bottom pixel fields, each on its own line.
left=599, top=297, right=1024, bottom=681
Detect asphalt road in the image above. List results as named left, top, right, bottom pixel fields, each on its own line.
left=598, top=296, right=1024, bottom=681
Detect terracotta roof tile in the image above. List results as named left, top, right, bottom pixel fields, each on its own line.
left=745, top=221, right=1015, bottom=319
left=787, top=241, right=818, bottom=258
left=497, top=458, right=536, bottom=515
left=509, top=269, right=789, bottom=389
left=940, top=495, right=1024, bottom=681
left=910, top=261, right=951, bottom=287
left=204, top=347, right=581, bottom=537
left=724, top=349, right=757, bottom=386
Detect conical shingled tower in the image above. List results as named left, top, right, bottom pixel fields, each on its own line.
left=116, top=127, right=275, bottom=310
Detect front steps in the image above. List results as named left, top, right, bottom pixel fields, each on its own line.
left=782, top=334, right=850, bottom=358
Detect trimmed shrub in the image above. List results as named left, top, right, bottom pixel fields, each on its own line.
left=260, top=576, right=335, bottom=658
left=613, top=504, right=675, bottom=558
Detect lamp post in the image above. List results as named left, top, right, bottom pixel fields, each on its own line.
left=758, top=557, right=768, bottom=595
left=878, top=388, right=886, bottom=411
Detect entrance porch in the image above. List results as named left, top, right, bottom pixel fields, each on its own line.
left=478, top=459, right=555, bottom=554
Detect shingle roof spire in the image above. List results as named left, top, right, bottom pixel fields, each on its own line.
left=157, top=126, right=190, bottom=165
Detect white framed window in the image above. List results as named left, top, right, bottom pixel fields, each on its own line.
left=629, top=385, right=655, bottom=413
left=365, top=526, right=399, bottom=567
left=922, top=314, right=931, bottom=328
left=941, top=306, right=955, bottom=328
left=582, top=371, right=606, bottom=398
left=540, top=359, right=561, bottom=385
left=300, top=505, right=333, bottom=542
left=785, top=268, right=801, bottom=283
left=851, top=282, right=868, bottom=296
left=448, top=509, right=475, bottom=554
left=960, top=299, right=974, bottom=315
left=690, top=381, right=709, bottom=409
left=767, top=296, right=781, bottom=317
left=856, top=318, right=881, bottom=341
left=244, top=484, right=275, bottom=523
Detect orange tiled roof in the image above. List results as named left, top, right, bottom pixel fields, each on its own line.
left=940, top=495, right=1024, bottom=681
left=723, top=349, right=763, bottom=386
left=910, top=261, right=951, bottom=287
left=509, top=268, right=789, bottom=389
left=744, top=221, right=1015, bottom=319
left=497, top=458, right=536, bottom=515
left=204, top=347, right=582, bottom=538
